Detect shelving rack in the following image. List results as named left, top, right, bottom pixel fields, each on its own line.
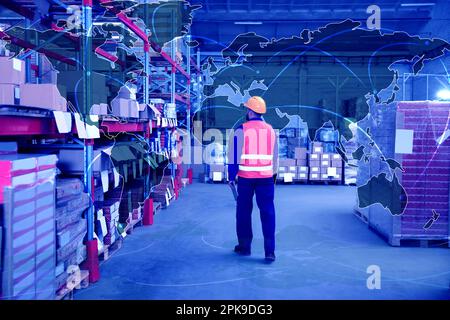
left=0, top=0, right=202, bottom=296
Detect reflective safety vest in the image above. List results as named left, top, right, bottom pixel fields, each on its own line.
left=238, top=120, right=276, bottom=179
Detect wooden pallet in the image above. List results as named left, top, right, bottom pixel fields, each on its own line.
left=55, top=270, right=89, bottom=300
left=125, top=218, right=142, bottom=235
left=309, top=180, right=342, bottom=185
left=99, top=238, right=123, bottom=261
left=367, top=223, right=450, bottom=248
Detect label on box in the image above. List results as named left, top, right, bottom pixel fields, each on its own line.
left=322, top=154, right=330, bottom=160
left=279, top=167, right=287, bottom=172
left=321, top=160, right=329, bottom=166
left=299, top=166, right=308, bottom=172
left=327, top=167, right=337, bottom=177
left=213, top=172, right=223, bottom=181
left=310, top=154, right=319, bottom=160
left=311, top=167, right=320, bottom=173
left=314, top=147, right=323, bottom=153
left=322, top=174, right=328, bottom=179
left=284, top=173, right=294, bottom=183
left=101, top=170, right=109, bottom=193
left=311, top=173, right=318, bottom=179
left=289, top=166, right=296, bottom=172
left=298, top=173, right=307, bottom=179
left=13, top=58, right=22, bottom=71
left=395, top=129, right=414, bottom=154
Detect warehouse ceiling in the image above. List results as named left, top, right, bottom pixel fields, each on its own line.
left=1, top=0, right=449, bottom=53
left=188, top=0, right=449, bottom=51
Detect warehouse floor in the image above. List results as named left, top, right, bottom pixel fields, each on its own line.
left=75, top=183, right=450, bottom=300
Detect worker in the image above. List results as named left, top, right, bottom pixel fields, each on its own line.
left=227, top=96, right=278, bottom=262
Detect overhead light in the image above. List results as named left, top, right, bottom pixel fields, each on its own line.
left=234, top=21, right=263, bottom=25
left=400, top=3, right=435, bottom=7
left=436, top=89, right=450, bottom=100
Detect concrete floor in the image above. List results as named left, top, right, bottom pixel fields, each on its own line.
left=76, top=183, right=450, bottom=300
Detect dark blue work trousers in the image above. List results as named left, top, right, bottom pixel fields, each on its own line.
left=236, top=177, right=275, bottom=255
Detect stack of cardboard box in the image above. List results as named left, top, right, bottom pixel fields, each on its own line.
left=111, top=85, right=140, bottom=119
left=0, top=56, right=67, bottom=111
left=278, top=159, right=297, bottom=182
left=0, top=57, right=24, bottom=106
left=294, top=147, right=308, bottom=181
left=0, top=152, right=58, bottom=300
left=54, top=178, right=89, bottom=296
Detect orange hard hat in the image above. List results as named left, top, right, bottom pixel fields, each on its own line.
left=244, top=96, right=266, bottom=114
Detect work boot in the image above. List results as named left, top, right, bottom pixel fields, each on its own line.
left=234, top=245, right=251, bottom=256
left=265, top=253, right=276, bottom=262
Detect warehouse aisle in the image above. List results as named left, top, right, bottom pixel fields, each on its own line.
left=76, top=183, right=450, bottom=300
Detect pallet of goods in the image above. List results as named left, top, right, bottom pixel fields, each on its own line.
left=0, top=152, right=58, bottom=300
left=54, top=178, right=89, bottom=297
left=359, top=101, right=450, bottom=247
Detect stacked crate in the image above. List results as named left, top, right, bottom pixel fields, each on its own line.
left=54, top=178, right=89, bottom=295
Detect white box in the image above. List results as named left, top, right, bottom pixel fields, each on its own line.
left=212, top=172, right=223, bottom=181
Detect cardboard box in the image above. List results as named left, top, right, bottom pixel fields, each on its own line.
left=287, top=165, right=296, bottom=173
left=297, top=166, right=309, bottom=173
left=313, top=146, right=324, bottom=154
left=20, top=84, right=67, bottom=111
left=0, top=84, right=20, bottom=105
left=296, top=172, right=308, bottom=180
left=310, top=167, right=320, bottom=174
left=296, top=166, right=309, bottom=180
left=279, top=158, right=297, bottom=167
left=294, top=147, right=308, bottom=160
left=309, top=172, right=320, bottom=180
left=0, top=57, right=25, bottom=85
left=327, top=167, right=338, bottom=177
left=321, top=165, right=330, bottom=173
left=309, top=160, right=320, bottom=167
left=296, top=159, right=307, bottom=166
left=111, top=98, right=130, bottom=118
left=129, top=100, right=139, bottom=118
left=321, top=159, right=330, bottom=167
left=332, top=158, right=343, bottom=167
left=99, top=103, right=108, bottom=115
left=90, top=104, right=100, bottom=115
left=312, top=142, right=323, bottom=154
left=278, top=166, right=288, bottom=173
